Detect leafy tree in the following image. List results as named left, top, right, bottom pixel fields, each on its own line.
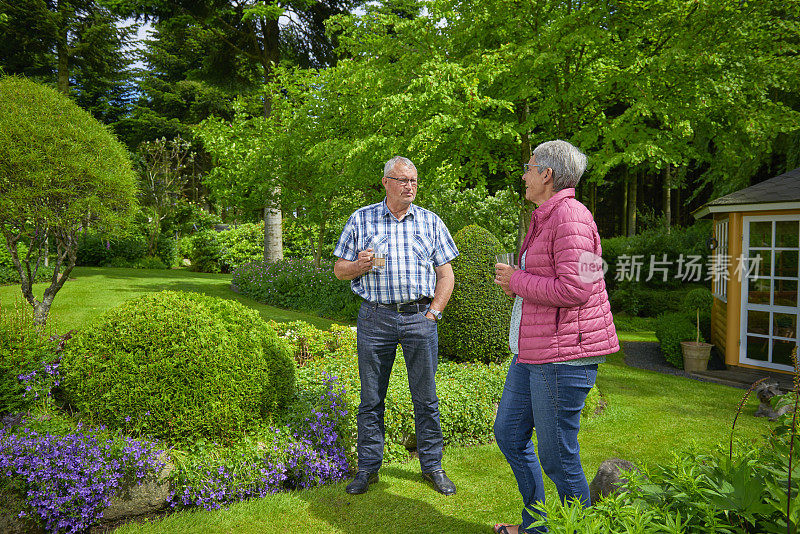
left=110, top=0, right=364, bottom=261
left=0, top=76, right=138, bottom=327
left=136, top=136, right=196, bottom=256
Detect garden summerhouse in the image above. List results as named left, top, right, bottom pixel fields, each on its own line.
left=694, top=167, right=800, bottom=373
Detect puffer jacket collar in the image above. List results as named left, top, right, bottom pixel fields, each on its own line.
left=519, top=188, right=576, bottom=261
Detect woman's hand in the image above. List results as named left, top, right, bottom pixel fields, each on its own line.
left=494, top=263, right=517, bottom=298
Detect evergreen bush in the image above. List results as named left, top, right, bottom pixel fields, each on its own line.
left=654, top=312, right=703, bottom=368
left=60, top=291, right=296, bottom=444
left=438, top=225, right=512, bottom=364
left=189, top=223, right=264, bottom=273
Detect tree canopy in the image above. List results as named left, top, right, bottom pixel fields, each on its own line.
left=0, top=76, right=139, bottom=326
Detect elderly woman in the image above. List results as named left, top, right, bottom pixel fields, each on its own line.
left=492, top=140, right=619, bottom=534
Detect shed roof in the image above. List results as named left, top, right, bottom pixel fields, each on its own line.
left=694, top=167, right=800, bottom=218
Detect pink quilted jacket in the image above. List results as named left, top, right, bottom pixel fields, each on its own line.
left=509, top=188, right=619, bottom=364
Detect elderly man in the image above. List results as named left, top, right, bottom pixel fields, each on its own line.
left=333, top=156, right=458, bottom=496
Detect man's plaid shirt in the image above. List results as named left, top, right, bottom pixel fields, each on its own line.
left=333, top=199, right=459, bottom=304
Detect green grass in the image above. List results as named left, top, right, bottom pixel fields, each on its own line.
left=0, top=267, right=339, bottom=332
left=612, top=313, right=659, bottom=342
left=114, top=352, right=771, bottom=534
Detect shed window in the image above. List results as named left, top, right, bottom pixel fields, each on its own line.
left=713, top=219, right=729, bottom=301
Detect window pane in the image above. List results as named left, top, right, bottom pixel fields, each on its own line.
left=775, top=250, right=799, bottom=278
left=776, top=220, right=799, bottom=248
left=750, top=221, right=772, bottom=247
left=747, top=336, right=769, bottom=361
left=745, top=251, right=771, bottom=279
left=747, top=310, right=770, bottom=335
left=748, top=278, right=771, bottom=304
left=775, top=279, right=798, bottom=307
left=773, top=313, right=797, bottom=340
left=772, top=339, right=798, bottom=367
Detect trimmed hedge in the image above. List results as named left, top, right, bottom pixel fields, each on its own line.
left=60, top=291, right=296, bottom=444
left=438, top=225, right=512, bottom=364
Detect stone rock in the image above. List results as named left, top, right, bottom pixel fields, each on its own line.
left=100, top=452, right=174, bottom=523
left=401, top=432, right=417, bottom=450
left=181, top=258, right=191, bottom=267
left=0, top=487, right=46, bottom=534
left=589, top=458, right=640, bottom=505
left=754, top=381, right=792, bottom=421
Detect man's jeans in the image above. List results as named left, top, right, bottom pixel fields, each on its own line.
left=494, top=355, right=598, bottom=532
left=356, top=301, right=443, bottom=473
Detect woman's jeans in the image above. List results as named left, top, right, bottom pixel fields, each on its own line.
left=494, top=355, right=598, bottom=532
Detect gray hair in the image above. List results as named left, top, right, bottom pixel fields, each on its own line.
left=532, top=140, right=587, bottom=191
left=383, top=156, right=417, bottom=177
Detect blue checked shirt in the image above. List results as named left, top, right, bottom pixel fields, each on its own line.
left=333, top=200, right=459, bottom=304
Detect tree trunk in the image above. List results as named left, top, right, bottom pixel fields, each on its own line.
left=626, top=170, right=637, bottom=237
left=260, top=17, right=283, bottom=262
left=590, top=182, right=597, bottom=214
left=263, top=202, right=282, bottom=263
left=56, top=1, right=70, bottom=95
left=663, top=165, right=672, bottom=234
left=516, top=100, right=532, bottom=250
left=621, top=171, right=629, bottom=236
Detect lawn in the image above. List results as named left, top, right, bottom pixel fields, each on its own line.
left=0, top=267, right=338, bottom=332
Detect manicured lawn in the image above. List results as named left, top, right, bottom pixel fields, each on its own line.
left=0, top=267, right=338, bottom=332
left=115, top=352, right=771, bottom=534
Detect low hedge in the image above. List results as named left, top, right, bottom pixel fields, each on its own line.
left=60, top=291, right=296, bottom=444
left=232, top=259, right=360, bottom=321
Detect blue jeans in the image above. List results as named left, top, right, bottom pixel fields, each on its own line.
left=494, top=355, right=598, bottom=532
left=355, top=301, right=443, bottom=473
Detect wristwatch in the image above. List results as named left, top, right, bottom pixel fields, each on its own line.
left=428, top=308, right=443, bottom=321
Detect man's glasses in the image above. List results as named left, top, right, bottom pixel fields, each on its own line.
left=523, top=163, right=547, bottom=173
left=386, top=176, right=418, bottom=187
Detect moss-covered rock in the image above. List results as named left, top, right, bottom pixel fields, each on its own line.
left=438, top=225, right=512, bottom=364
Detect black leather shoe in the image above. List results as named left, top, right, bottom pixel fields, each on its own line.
left=422, top=469, right=456, bottom=495
left=345, top=471, right=378, bottom=494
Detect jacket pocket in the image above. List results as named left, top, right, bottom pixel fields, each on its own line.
left=555, top=307, right=561, bottom=332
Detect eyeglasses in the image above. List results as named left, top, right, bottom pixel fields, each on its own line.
left=386, top=176, right=418, bottom=187
left=523, top=163, right=547, bottom=173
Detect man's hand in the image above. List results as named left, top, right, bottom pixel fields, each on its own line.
left=494, top=263, right=517, bottom=298
left=356, top=248, right=374, bottom=275
left=334, top=248, right=375, bottom=280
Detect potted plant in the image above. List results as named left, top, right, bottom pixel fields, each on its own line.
left=681, top=308, right=713, bottom=372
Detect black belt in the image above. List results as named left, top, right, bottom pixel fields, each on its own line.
left=370, top=297, right=432, bottom=313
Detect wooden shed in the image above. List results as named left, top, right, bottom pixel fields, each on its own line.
left=694, top=168, right=800, bottom=372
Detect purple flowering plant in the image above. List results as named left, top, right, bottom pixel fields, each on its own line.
left=168, top=376, right=350, bottom=511
left=0, top=422, right=164, bottom=533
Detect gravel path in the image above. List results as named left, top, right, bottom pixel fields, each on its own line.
left=621, top=341, right=689, bottom=377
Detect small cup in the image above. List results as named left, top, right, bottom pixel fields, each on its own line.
left=372, top=252, right=387, bottom=272
left=495, top=252, right=516, bottom=267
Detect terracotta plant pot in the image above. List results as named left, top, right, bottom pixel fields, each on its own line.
left=681, top=341, right=713, bottom=373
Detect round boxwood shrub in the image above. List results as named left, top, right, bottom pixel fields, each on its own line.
left=438, top=225, right=512, bottom=364
left=681, top=287, right=714, bottom=315
left=654, top=311, right=704, bottom=368
left=60, top=291, right=296, bottom=444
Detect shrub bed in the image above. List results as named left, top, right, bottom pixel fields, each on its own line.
left=232, top=259, right=360, bottom=321
left=188, top=223, right=264, bottom=273
left=60, top=291, right=296, bottom=444
left=282, top=320, right=508, bottom=464
left=654, top=288, right=714, bottom=368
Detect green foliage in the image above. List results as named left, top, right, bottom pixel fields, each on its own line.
left=0, top=304, right=56, bottom=415
left=0, top=76, right=138, bottom=325
left=681, top=287, right=714, bottom=316
left=439, top=225, right=512, bottom=364
left=602, top=222, right=713, bottom=292
left=291, top=320, right=507, bottom=465
left=76, top=228, right=148, bottom=267
left=534, top=424, right=800, bottom=533
left=232, top=259, right=360, bottom=322
left=654, top=312, right=704, bottom=369
left=60, top=291, right=296, bottom=445
left=189, top=223, right=264, bottom=273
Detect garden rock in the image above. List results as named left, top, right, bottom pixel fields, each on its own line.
left=589, top=458, right=640, bottom=504
left=100, top=452, right=174, bottom=523
left=0, top=487, right=45, bottom=534
left=754, top=381, right=792, bottom=421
